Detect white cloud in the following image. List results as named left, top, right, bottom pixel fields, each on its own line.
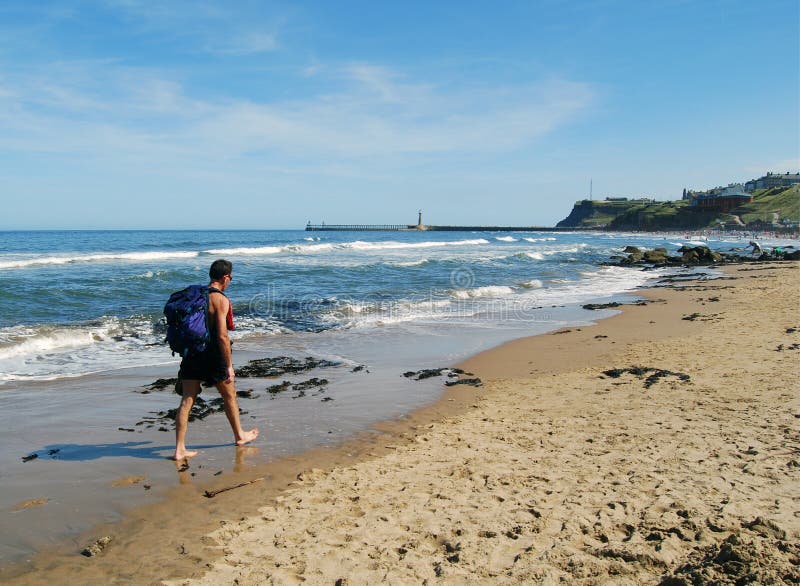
left=343, top=64, right=408, bottom=102
left=106, top=0, right=282, bottom=56
left=0, top=59, right=595, bottom=173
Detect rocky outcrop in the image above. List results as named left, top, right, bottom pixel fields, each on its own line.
left=619, top=247, right=682, bottom=267
left=615, top=245, right=797, bottom=267
left=677, top=245, right=722, bottom=264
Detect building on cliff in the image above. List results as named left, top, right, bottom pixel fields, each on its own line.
left=690, top=185, right=753, bottom=212
left=744, top=172, right=800, bottom=192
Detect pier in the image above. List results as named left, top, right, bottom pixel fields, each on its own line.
left=304, top=222, right=577, bottom=232
left=305, top=211, right=576, bottom=232
left=305, top=223, right=415, bottom=231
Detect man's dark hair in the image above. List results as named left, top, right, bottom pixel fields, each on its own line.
left=209, top=259, right=233, bottom=281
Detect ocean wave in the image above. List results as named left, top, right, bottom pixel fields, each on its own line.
left=519, top=279, right=543, bottom=289
left=205, top=245, right=284, bottom=255
left=529, top=265, right=668, bottom=306
left=389, top=259, right=429, bottom=267
left=0, top=313, right=285, bottom=382
left=348, top=239, right=490, bottom=251
left=0, top=325, right=40, bottom=345
left=518, top=251, right=545, bottom=260
left=0, top=314, right=154, bottom=363
left=120, top=269, right=175, bottom=281
left=523, top=237, right=557, bottom=242
left=229, top=315, right=286, bottom=336
left=451, top=285, right=515, bottom=300
left=205, top=238, right=490, bottom=258
left=319, top=298, right=455, bottom=328
left=286, top=243, right=337, bottom=253
left=0, top=328, right=102, bottom=361
left=494, top=236, right=518, bottom=242
left=0, top=250, right=200, bottom=270
left=537, top=244, right=588, bottom=256
left=510, top=246, right=589, bottom=261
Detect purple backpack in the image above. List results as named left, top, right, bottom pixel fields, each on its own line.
left=163, top=285, right=211, bottom=357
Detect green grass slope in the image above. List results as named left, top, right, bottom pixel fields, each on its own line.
left=737, top=185, right=799, bottom=225
left=556, top=185, right=799, bottom=231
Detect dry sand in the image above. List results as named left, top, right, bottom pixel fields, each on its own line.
left=4, top=262, right=799, bottom=584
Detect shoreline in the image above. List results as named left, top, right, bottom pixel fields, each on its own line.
left=3, top=261, right=799, bottom=584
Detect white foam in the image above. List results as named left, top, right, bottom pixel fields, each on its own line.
left=495, top=236, right=517, bottom=242
left=528, top=265, right=667, bottom=306
left=0, top=320, right=142, bottom=381
left=205, top=246, right=284, bottom=255
left=541, top=244, right=587, bottom=256
left=451, top=285, right=515, bottom=300
left=208, top=240, right=486, bottom=256
left=0, top=329, right=99, bottom=361
left=130, top=238, right=494, bottom=262
left=286, top=243, right=337, bottom=253
left=391, top=259, right=429, bottom=267
left=0, top=250, right=199, bottom=270
left=520, top=279, right=543, bottom=289
left=338, top=302, right=370, bottom=315
left=523, top=237, right=557, bottom=242
left=347, top=239, right=489, bottom=251
left=327, top=264, right=674, bottom=331
left=324, top=298, right=455, bottom=328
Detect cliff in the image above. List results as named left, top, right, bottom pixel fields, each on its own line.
left=556, top=185, right=799, bottom=231
left=555, top=199, right=646, bottom=228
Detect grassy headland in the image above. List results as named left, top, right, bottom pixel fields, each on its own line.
left=557, top=184, right=799, bottom=231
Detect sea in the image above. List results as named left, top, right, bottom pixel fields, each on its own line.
left=3, top=228, right=784, bottom=383
left=0, top=228, right=794, bottom=564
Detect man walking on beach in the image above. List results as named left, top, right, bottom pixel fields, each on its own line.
left=172, top=259, right=258, bottom=460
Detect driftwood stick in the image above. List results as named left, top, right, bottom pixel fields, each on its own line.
left=203, top=477, right=264, bottom=498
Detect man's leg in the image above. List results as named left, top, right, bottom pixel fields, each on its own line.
left=173, top=380, right=201, bottom=460
left=216, top=379, right=259, bottom=446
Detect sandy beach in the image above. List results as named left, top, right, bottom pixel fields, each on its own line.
left=4, top=261, right=799, bottom=584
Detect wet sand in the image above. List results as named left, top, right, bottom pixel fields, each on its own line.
left=3, top=262, right=799, bottom=584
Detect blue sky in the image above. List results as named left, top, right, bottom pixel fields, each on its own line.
left=0, top=0, right=797, bottom=229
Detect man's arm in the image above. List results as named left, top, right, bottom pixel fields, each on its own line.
left=210, top=293, right=234, bottom=383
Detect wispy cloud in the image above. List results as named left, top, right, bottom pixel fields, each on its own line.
left=0, top=57, right=595, bottom=175
left=107, top=0, right=282, bottom=55
left=187, top=67, right=595, bottom=161
left=0, top=3, right=597, bottom=172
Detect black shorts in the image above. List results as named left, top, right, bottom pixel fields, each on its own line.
left=178, top=347, right=227, bottom=390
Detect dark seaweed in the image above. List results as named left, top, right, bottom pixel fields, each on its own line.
left=602, top=366, right=691, bottom=389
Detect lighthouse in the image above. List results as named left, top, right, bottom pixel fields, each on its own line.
left=416, top=209, right=427, bottom=230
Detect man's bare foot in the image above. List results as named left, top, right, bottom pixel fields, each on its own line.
left=171, top=449, right=199, bottom=461
left=235, top=429, right=259, bottom=446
